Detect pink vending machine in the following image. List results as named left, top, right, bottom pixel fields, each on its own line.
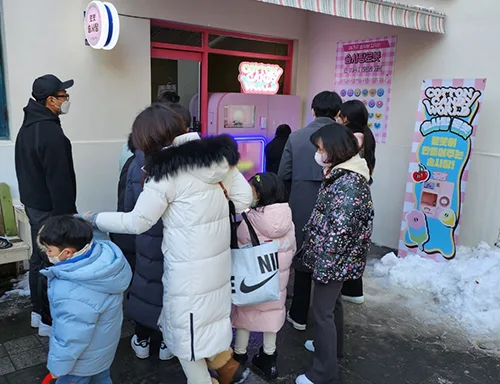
left=205, top=93, right=300, bottom=180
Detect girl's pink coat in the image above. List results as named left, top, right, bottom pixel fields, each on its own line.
left=232, top=203, right=296, bottom=333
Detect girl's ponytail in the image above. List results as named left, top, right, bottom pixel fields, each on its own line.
left=340, top=100, right=376, bottom=175
left=362, top=125, right=376, bottom=175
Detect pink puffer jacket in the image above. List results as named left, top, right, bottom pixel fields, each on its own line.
left=232, top=203, right=296, bottom=333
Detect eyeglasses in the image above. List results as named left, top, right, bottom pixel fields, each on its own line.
left=54, top=93, right=70, bottom=101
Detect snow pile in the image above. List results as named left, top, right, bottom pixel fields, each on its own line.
left=368, top=242, right=500, bottom=342
left=0, top=272, right=30, bottom=301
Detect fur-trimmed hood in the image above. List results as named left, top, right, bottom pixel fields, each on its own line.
left=145, top=133, right=240, bottom=184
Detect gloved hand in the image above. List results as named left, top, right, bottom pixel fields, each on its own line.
left=74, top=212, right=98, bottom=228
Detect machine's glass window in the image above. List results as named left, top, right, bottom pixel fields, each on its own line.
left=224, top=105, right=256, bottom=128
left=208, top=34, right=289, bottom=56
left=208, top=54, right=286, bottom=94
left=151, top=26, right=202, bottom=47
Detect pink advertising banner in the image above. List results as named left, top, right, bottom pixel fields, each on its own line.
left=398, top=78, right=487, bottom=261
left=334, top=36, right=397, bottom=144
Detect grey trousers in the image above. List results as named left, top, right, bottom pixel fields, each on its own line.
left=25, top=206, right=53, bottom=324
left=307, top=280, right=344, bottom=384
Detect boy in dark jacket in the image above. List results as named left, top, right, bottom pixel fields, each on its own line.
left=124, top=103, right=191, bottom=361
left=110, top=134, right=136, bottom=273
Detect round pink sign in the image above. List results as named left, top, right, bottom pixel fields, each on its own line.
left=85, top=3, right=102, bottom=47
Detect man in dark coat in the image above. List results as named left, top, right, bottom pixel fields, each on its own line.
left=15, top=74, right=76, bottom=336
left=278, top=91, right=342, bottom=331
left=265, top=124, right=291, bottom=174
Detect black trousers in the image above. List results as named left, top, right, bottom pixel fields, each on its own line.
left=136, top=322, right=154, bottom=341
left=25, top=206, right=53, bottom=326
left=341, top=277, right=363, bottom=297
left=307, top=280, right=344, bottom=384
left=289, top=269, right=312, bottom=325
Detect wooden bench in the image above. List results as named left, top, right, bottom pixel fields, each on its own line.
left=0, top=190, right=31, bottom=271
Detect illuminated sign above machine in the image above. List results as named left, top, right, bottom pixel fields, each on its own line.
left=238, top=62, right=284, bottom=95
left=84, top=1, right=120, bottom=50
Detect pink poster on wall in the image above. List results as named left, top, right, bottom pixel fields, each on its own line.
left=334, top=36, right=397, bottom=144
left=398, top=78, right=487, bottom=261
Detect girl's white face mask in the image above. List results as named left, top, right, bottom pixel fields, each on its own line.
left=314, top=152, right=331, bottom=168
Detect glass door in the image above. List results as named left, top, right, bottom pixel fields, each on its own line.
left=151, top=49, right=202, bottom=132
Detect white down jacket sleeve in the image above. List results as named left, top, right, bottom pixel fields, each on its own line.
left=96, top=178, right=170, bottom=235
left=225, top=167, right=253, bottom=213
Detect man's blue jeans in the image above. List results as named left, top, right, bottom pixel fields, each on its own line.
left=55, top=369, right=112, bottom=384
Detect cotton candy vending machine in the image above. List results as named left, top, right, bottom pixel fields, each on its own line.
left=206, top=92, right=300, bottom=179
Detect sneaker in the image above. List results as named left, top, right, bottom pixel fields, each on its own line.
left=304, top=340, right=315, bottom=352
left=38, top=322, right=52, bottom=337
left=252, top=347, right=278, bottom=380
left=287, top=311, right=306, bottom=331
left=296, top=374, right=314, bottom=384
left=342, top=295, right=365, bottom=304
left=31, top=312, right=41, bottom=328
left=159, top=341, right=175, bottom=361
left=131, top=335, right=150, bottom=359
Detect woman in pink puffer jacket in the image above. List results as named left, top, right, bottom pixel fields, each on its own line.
left=232, top=173, right=296, bottom=380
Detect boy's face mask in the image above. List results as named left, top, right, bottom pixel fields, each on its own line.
left=46, top=247, right=72, bottom=265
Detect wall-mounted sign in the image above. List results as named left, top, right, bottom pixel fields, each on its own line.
left=398, top=78, right=487, bottom=261
left=238, top=62, right=283, bottom=95
left=334, top=36, right=397, bottom=144
left=84, top=1, right=120, bottom=50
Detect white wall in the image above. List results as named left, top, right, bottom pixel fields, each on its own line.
left=6, top=0, right=495, bottom=250
left=305, top=1, right=500, bottom=248
left=0, top=0, right=308, bottom=213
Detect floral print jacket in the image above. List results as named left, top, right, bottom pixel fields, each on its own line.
left=302, top=168, right=374, bottom=284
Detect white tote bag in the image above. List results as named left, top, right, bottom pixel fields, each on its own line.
left=219, top=182, right=281, bottom=306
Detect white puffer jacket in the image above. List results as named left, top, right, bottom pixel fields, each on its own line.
left=96, top=133, right=253, bottom=361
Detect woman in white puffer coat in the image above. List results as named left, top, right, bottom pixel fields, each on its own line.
left=84, top=104, right=253, bottom=384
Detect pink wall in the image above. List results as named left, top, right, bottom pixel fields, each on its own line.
left=304, top=13, right=443, bottom=248
left=304, top=8, right=500, bottom=249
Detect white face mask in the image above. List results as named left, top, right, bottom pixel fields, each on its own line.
left=48, top=248, right=68, bottom=265
left=47, top=242, right=92, bottom=265
left=315, top=152, right=331, bottom=168
left=59, top=100, right=71, bottom=115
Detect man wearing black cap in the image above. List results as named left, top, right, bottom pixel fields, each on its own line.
left=15, top=74, right=76, bottom=337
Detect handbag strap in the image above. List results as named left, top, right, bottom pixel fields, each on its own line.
left=241, top=212, right=261, bottom=247
left=219, top=182, right=239, bottom=249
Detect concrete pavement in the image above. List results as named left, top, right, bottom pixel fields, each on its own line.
left=0, top=245, right=498, bottom=383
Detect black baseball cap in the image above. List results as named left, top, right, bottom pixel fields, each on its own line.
left=32, top=74, right=74, bottom=101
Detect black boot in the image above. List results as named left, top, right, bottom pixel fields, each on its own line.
left=233, top=352, right=248, bottom=366
left=252, top=347, right=278, bottom=380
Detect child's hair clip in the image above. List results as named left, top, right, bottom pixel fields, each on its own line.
left=255, top=174, right=261, bottom=184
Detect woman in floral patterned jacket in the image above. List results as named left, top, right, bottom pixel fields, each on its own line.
left=295, top=124, right=374, bottom=384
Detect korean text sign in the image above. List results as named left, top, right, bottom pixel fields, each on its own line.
left=334, top=36, right=397, bottom=144
left=399, top=79, right=487, bottom=261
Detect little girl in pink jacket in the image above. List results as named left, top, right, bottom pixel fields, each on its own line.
left=232, top=173, right=296, bottom=380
